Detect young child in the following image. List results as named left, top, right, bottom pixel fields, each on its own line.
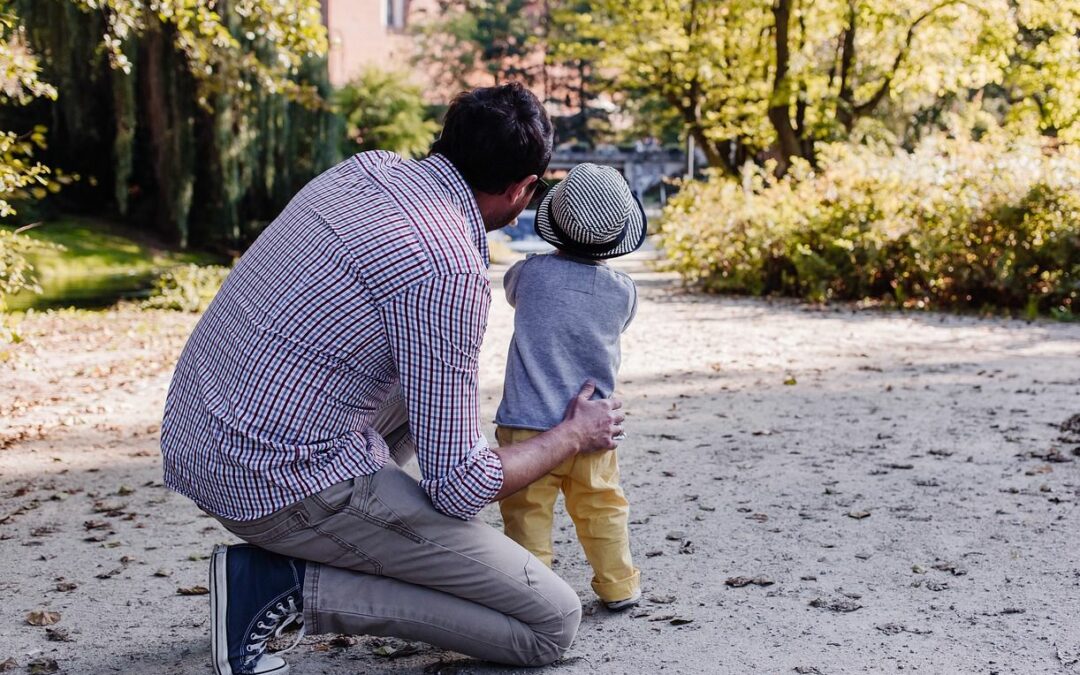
left=495, top=163, right=646, bottom=611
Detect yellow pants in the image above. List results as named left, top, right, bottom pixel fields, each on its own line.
left=496, top=426, right=641, bottom=603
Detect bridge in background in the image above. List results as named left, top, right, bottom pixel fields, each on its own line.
left=548, top=148, right=687, bottom=203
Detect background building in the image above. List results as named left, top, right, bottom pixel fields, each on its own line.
left=320, top=0, right=431, bottom=86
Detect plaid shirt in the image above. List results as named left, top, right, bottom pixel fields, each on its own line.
left=160, top=152, right=503, bottom=521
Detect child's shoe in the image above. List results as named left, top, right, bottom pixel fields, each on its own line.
left=604, top=589, right=641, bottom=612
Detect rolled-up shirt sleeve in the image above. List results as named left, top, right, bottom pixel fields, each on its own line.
left=382, top=272, right=504, bottom=519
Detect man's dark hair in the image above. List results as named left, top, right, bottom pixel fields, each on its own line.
left=431, top=82, right=554, bottom=194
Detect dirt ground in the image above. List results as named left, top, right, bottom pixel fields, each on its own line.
left=2, top=254, right=1079, bottom=674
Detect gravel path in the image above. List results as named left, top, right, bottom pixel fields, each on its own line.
left=2, top=256, right=1079, bottom=674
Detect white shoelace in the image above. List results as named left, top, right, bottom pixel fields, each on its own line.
left=244, top=596, right=306, bottom=667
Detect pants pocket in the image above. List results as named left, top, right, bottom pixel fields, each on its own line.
left=218, top=510, right=308, bottom=547
left=365, top=464, right=429, bottom=543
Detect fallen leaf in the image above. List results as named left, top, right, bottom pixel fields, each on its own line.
left=371, top=639, right=421, bottom=658
left=783, top=377, right=797, bottom=386
left=83, top=520, right=109, bottom=531
left=725, top=576, right=774, bottom=588
left=177, top=585, right=210, bottom=596
left=154, top=569, right=172, bottom=578
left=809, top=597, right=861, bottom=612
left=876, top=623, right=932, bottom=636
left=847, top=511, right=872, bottom=520
left=669, top=617, right=693, bottom=625
left=1028, top=449, right=1073, bottom=463
left=27, top=657, right=59, bottom=674
left=96, top=567, right=122, bottom=580
left=931, top=561, right=967, bottom=576
left=26, top=610, right=60, bottom=626
left=45, top=627, right=72, bottom=642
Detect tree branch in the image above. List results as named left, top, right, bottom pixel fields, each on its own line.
left=853, top=0, right=980, bottom=117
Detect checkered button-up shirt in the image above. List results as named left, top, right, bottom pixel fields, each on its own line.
left=160, top=152, right=503, bottom=521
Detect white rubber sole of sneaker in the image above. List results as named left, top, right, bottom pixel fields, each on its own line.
left=210, top=544, right=232, bottom=675
left=605, top=589, right=643, bottom=612
left=210, top=545, right=290, bottom=675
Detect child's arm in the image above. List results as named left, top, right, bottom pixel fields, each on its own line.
left=503, top=259, right=527, bottom=308
left=622, top=280, right=638, bottom=332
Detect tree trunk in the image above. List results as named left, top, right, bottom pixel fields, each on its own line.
left=768, top=0, right=801, bottom=174
left=112, top=41, right=137, bottom=218
left=836, top=1, right=857, bottom=132
left=140, top=24, right=194, bottom=245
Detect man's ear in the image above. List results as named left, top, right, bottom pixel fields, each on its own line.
left=509, top=175, right=538, bottom=204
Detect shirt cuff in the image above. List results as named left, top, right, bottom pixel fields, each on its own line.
left=420, top=434, right=504, bottom=520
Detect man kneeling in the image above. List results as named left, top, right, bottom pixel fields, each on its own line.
left=160, top=83, right=625, bottom=674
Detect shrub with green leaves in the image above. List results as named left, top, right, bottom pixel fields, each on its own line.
left=335, top=68, right=440, bottom=159
left=660, top=132, right=1080, bottom=316
left=141, top=264, right=230, bottom=313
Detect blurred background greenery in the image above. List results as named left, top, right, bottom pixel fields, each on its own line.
left=0, top=0, right=1076, bottom=316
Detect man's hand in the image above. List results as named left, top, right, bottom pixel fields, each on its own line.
left=562, top=380, right=625, bottom=453
left=491, top=380, right=626, bottom=501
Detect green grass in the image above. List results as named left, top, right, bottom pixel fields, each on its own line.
left=4, top=217, right=226, bottom=310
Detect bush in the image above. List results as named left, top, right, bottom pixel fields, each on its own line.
left=141, top=264, right=230, bottom=312
left=660, top=133, right=1080, bottom=315
left=335, top=68, right=440, bottom=159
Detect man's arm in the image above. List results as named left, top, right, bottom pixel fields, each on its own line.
left=383, top=273, right=503, bottom=520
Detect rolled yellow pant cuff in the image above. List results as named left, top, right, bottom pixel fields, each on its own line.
left=591, top=567, right=641, bottom=603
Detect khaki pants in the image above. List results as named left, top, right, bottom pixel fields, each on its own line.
left=496, top=426, right=640, bottom=603
left=213, top=392, right=582, bottom=667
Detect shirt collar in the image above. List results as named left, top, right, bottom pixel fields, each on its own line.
left=420, top=153, right=489, bottom=267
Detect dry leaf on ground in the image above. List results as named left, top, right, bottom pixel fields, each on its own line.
left=177, top=585, right=209, bottom=595
left=26, top=610, right=60, bottom=626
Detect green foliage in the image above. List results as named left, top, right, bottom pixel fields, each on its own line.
left=1001, top=2, right=1080, bottom=142
left=0, top=3, right=72, bottom=218
left=141, top=263, right=230, bottom=312
left=335, top=69, right=440, bottom=159
left=0, top=227, right=51, bottom=305
left=3, top=0, right=338, bottom=249
left=556, top=0, right=1080, bottom=171
left=660, top=128, right=1080, bottom=314
left=68, top=0, right=328, bottom=107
